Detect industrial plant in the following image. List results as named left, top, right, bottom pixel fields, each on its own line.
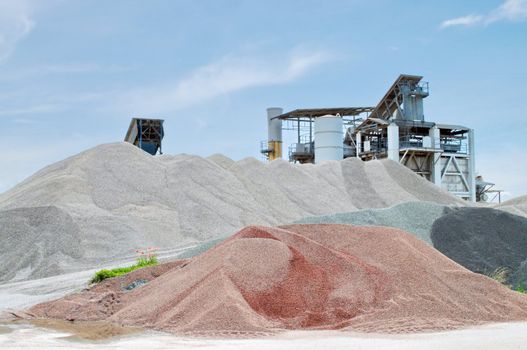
left=2, top=74, right=526, bottom=347
left=261, top=74, right=477, bottom=202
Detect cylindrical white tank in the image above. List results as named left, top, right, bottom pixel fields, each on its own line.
left=315, top=115, right=343, bottom=163
left=267, top=107, right=283, bottom=142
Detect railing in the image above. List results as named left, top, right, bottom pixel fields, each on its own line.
left=399, top=135, right=424, bottom=149
left=417, top=81, right=429, bottom=95
left=440, top=141, right=468, bottom=154
left=398, top=81, right=429, bottom=96
left=361, top=139, right=387, bottom=154
left=398, top=135, right=468, bottom=154
left=288, top=142, right=314, bottom=162
left=259, top=140, right=271, bottom=154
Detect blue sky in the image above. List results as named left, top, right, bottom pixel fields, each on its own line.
left=0, top=0, right=526, bottom=199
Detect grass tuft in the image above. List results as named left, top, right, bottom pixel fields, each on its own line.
left=91, top=248, right=158, bottom=284
left=486, top=266, right=527, bottom=294
left=487, top=266, right=511, bottom=285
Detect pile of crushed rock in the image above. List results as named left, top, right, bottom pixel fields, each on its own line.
left=296, top=204, right=527, bottom=286
left=498, top=195, right=527, bottom=218
left=0, top=142, right=462, bottom=282
left=25, top=224, right=527, bottom=336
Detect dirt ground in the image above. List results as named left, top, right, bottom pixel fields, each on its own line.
left=1, top=321, right=527, bottom=350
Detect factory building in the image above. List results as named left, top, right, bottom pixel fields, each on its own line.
left=261, top=74, right=476, bottom=202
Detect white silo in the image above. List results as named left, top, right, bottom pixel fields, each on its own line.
left=314, top=115, right=343, bottom=163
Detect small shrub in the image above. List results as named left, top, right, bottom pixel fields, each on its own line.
left=515, top=283, right=526, bottom=294
left=137, top=255, right=157, bottom=267
left=90, top=247, right=158, bottom=284
left=135, top=247, right=158, bottom=267
left=485, top=267, right=527, bottom=294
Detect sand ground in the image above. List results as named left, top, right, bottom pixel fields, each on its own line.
left=1, top=321, right=527, bottom=350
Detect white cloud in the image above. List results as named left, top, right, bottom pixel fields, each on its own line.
left=0, top=88, right=112, bottom=119
left=0, top=103, right=62, bottom=116
left=489, top=0, right=527, bottom=22
left=440, top=14, right=484, bottom=28
left=440, top=0, right=527, bottom=28
left=0, top=62, right=138, bottom=82
left=122, top=48, right=335, bottom=113
left=0, top=0, right=36, bottom=63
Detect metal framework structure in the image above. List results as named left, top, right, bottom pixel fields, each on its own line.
left=364, top=74, right=428, bottom=122
left=262, top=74, right=481, bottom=201
left=476, top=176, right=503, bottom=203
left=124, top=118, right=164, bottom=155
left=351, top=75, right=476, bottom=201
left=267, top=107, right=374, bottom=163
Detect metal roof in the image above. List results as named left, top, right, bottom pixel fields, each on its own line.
left=275, top=107, right=374, bottom=120
left=435, top=123, right=470, bottom=131
left=476, top=179, right=495, bottom=187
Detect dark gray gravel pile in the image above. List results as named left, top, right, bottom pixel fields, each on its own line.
left=431, top=207, right=527, bottom=285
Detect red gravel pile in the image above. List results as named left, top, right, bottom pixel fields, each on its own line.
left=28, top=224, right=527, bottom=335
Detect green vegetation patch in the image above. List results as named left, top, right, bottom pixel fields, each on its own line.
left=515, top=283, right=526, bottom=294
left=91, top=255, right=158, bottom=284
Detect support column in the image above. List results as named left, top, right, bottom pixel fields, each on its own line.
left=430, top=126, right=442, bottom=186
left=468, top=129, right=476, bottom=202
left=387, top=123, right=399, bottom=161
left=356, top=131, right=362, bottom=158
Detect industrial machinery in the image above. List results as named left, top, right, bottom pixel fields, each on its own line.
left=476, top=175, right=503, bottom=203
left=124, top=118, right=164, bottom=155
left=260, top=107, right=373, bottom=164
left=261, top=74, right=478, bottom=201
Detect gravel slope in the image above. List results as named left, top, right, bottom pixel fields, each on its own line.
left=295, top=202, right=453, bottom=245
left=0, top=142, right=462, bottom=282
left=27, top=224, right=527, bottom=336
left=431, top=207, right=527, bottom=286
left=497, top=195, right=527, bottom=218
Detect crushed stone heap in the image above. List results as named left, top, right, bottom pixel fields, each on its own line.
left=431, top=207, right=527, bottom=285
left=498, top=194, right=527, bottom=218
left=0, top=143, right=462, bottom=282
left=27, top=224, right=527, bottom=336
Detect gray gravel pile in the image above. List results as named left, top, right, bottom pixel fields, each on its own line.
left=0, top=206, right=83, bottom=281
left=497, top=195, right=527, bottom=218
left=295, top=202, right=453, bottom=245
left=0, top=142, right=462, bottom=282
left=431, top=207, right=527, bottom=285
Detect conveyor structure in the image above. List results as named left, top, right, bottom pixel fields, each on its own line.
left=124, top=118, right=164, bottom=155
